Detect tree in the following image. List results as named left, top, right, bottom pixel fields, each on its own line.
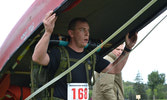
left=134, top=71, right=143, bottom=83
left=147, top=70, right=165, bottom=99
left=156, top=84, right=166, bottom=99
left=146, top=88, right=151, bottom=99
left=123, top=81, right=135, bottom=100
left=133, top=71, right=147, bottom=99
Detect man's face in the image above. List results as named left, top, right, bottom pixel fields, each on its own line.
left=112, top=44, right=124, bottom=57
left=71, top=21, right=90, bottom=48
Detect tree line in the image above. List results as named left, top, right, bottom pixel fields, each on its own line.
left=123, top=70, right=167, bottom=100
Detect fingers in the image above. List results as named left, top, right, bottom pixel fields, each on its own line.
left=43, top=11, right=57, bottom=24
left=43, top=10, right=57, bottom=34
left=44, top=11, right=54, bottom=20
left=125, top=32, right=138, bottom=49
left=125, top=33, right=129, bottom=41
left=131, top=32, right=138, bottom=43
left=126, top=32, right=137, bottom=42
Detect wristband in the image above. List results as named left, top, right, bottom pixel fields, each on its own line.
left=124, top=47, right=131, bottom=52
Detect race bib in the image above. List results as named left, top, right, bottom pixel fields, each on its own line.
left=68, top=83, right=89, bottom=100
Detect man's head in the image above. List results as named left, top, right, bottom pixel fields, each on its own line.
left=68, top=17, right=90, bottom=48
left=68, top=17, right=89, bottom=30
left=111, top=44, right=124, bottom=58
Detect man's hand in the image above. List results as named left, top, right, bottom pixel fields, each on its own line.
left=125, top=32, right=138, bottom=49
left=32, top=11, right=57, bottom=66
left=43, top=10, right=57, bottom=34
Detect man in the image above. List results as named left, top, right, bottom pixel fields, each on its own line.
left=92, top=44, right=125, bottom=100
left=32, top=10, right=137, bottom=100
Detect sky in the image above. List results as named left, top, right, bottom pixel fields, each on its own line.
left=0, top=0, right=167, bottom=84
left=0, top=0, right=35, bottom=46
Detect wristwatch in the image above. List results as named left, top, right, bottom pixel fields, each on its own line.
left=124, top=46, right=131, bottom=52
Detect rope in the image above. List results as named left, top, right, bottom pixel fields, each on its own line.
left=25, top=0, right=157, bottom=99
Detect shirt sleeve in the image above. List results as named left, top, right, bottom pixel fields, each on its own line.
left=46, top=48, right=61, bottom=74
left=95, top=54, right=110, bottom=73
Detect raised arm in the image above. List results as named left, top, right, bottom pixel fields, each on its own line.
left=32, top=11, right=57, bottom=66
left=102, top=32, right=138, bottom=74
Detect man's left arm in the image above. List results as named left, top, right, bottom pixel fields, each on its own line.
left=102, top=32, right=137, bottom=74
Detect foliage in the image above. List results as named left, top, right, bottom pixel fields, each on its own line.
left=147, top=70, right=165, bottom=98
left=134, top=71, right=143, bottom=83
left=133, top=71, right=147, bottom=99
left=123, top=81, right=136, bottom=100
left=146, top=88, right=151, bottom=99
left=123, top=70, right=166, bottom=100
left=156, top=84, right=167, bottom=99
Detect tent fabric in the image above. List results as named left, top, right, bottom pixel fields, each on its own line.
left=0, top=74, right=10, bottom=98
left=0, top=74, right=30, bottom=100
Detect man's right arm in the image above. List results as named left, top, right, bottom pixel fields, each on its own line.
left=32, top=32, right=51, bottom=66
left=32, top=11, right=57, bottom=66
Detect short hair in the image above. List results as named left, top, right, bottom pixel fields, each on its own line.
left=68, top=17, right=88, bottom=30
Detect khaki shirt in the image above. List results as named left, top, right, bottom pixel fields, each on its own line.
left=92, top=53, right=124, bottom=100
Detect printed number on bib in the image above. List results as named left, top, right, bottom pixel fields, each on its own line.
left=68, top=83, right=89, bottom=100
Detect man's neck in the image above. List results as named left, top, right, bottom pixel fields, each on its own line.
left=68, top=43, right=84, bottom=53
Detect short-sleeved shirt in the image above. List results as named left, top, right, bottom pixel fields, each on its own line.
left=47, top=46, right=109, bottom=99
